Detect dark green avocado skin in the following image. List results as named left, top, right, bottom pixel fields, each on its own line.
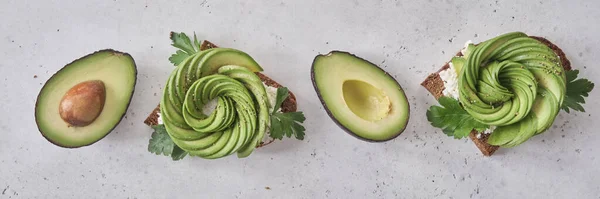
left=310, top=50, right=410, bottom=143
left=34, top=49, right=138, bottom=148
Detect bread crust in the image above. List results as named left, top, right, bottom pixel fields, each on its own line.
left=144, top=40, right=297, bottom=148
left=421, top=36, right=572, bottom=156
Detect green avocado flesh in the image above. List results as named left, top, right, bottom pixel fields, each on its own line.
left=312, top=51, right=409, bottom=142
left=452, top=32, right=566, bottom=147
left=35, top=50, right=137, bottom=148
left=160, top=48, right=269, bottom=159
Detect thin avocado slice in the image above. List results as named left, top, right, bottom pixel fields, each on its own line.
left=198, top=48, right=264, bottom=76
left=311, top=51, right=410, bottom=142
left=488, top=113, right=537, bottom=147
left=35, top=50, right=137, bottom=148
left=531, top=88, right=559, bottom=134
left=451, top=57, right=465, bottom=74
left=462, top=43, right=476, bottom=58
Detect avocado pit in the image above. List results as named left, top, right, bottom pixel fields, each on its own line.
left=59, top=80, right=106, bottom=127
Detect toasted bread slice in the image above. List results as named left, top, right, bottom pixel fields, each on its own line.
left=421, top=36, right=572, bottom=156
left=144, top=40, right=297, bottom=148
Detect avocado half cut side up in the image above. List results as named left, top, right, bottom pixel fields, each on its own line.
left=35, top=49, right=137, bottom=148
left=311, top=51, right=410, bottom=142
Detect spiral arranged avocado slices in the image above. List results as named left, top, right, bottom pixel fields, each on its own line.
left=452, top=32, right=566, bottom=147
left=160, top=48, right=270, bottom=159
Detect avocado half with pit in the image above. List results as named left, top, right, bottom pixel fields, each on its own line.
left=35, top=50, right=137, bottom=148
left=311, top=51, right=409, bottom=142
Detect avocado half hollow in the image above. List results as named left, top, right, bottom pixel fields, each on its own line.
left=420, top=36, right=572, bottom=156
left=311, top=51, right=410, bottom=142
left=35, top=49, right=137, bottom=148
left=143, top=40, right=297, bottom=148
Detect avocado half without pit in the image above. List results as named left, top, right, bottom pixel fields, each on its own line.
left=311, top=51, right=410, bottom=142
left=35, top=50, right=137, bottom=148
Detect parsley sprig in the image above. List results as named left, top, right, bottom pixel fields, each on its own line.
left=426, top=97, right=488, bottom=139
left=561, top=70, right=594, bottom=113
left=269, top=87, right=306, bottom=140
left=148, top=124, right=187, bottom=161
left=168, top=32, right=202, bottom=66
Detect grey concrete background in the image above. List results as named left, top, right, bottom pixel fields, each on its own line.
left=1, top=0, right=599, bottom=198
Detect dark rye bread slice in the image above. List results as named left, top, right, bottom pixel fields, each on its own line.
left=144, top=40, right=297, bottom=148
left=421, top=36, right=572, bottom=156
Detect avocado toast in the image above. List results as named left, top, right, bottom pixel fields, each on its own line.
left=422, top=32, right=593, bottom=156
left=144, top=32, right=305, bottom=160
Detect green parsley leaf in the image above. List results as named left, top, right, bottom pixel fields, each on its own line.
left=269, top=87, right=306, bottom=140
left=148, top=125, right=173, bottom=155
left=193, top=32, right=201, bottom=52
left=270, top=112, right=306, bottom=140
left=171, top=145, right=188, bottom=161
left=168, top=50, right=189, bottom=66
left=561, top=70, right=594, bottom=113
left=148, top=124, right=188, bottom=160
left=426, top=97, right=489, bottom=139
left=168, top=32, right=203, bottom=66
left=170, top=32, right=197, bottom=55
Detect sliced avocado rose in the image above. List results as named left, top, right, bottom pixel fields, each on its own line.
left=160, top=47, right=271, bottom=159
left=149, top=32, right=306, bottom=161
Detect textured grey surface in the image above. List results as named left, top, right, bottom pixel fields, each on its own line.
left=1, top=0, right=599, bottom=198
